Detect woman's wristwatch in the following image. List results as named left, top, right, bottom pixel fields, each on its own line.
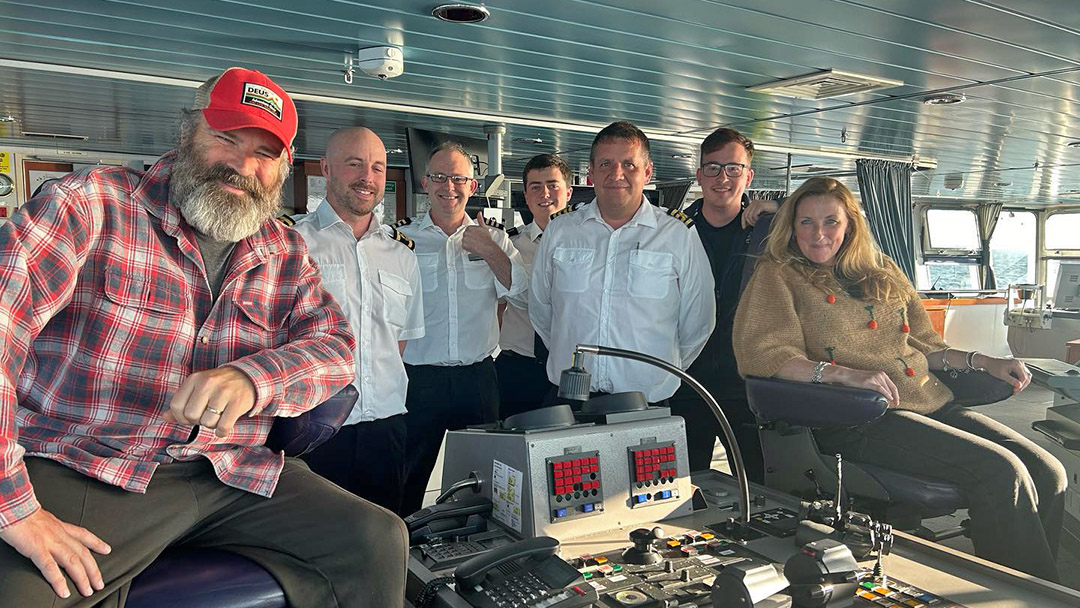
left=812, top=361, right=831, bottom=384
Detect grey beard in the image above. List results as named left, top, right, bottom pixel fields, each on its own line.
left=176, top=183, right=280, bottom=243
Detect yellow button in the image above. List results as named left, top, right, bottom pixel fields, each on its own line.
left=200, top=336, right=208, bottom=344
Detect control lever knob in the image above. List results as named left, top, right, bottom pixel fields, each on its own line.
left=622, top=527, right=665, bottom=565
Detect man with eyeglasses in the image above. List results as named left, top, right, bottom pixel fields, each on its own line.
left=668, top=127, right=778, bottom=481
left=397, top=141, right=528, bottom=516
left=531, top=121, right=715, bottom=408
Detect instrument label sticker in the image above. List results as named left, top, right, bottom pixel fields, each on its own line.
left=491, top=459, right=523, bottom=533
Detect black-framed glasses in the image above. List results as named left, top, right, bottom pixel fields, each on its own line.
left=701, top=162, right=747, bottom=178
left=426, top=172, right=474, bottom=185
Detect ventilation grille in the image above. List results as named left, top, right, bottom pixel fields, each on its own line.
left=747, top=69, right=903, bottom=100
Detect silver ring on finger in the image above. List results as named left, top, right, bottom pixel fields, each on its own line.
left=205, top=406, right=222, bottom=416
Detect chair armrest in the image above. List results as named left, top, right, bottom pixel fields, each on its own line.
left=265, top=386, right=358, bottom=457
left=931, top=370, right=1013, bottom=407
left=744, top=376, right=888, bottom=428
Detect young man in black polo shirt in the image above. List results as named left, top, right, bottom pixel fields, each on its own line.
left=669, top=128, right=777, bottom=481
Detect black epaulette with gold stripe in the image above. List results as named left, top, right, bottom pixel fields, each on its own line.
left=392, top=217, right=413, bottom=228
left=276, top=214, right=297, bottom=226
left=388, top=227, right=414, bottom=250
left=506, top=226, right=520, bottom=237
left=667, top=207, right=694, bottom=228
left=483, top=216, right=505, bottom=231
left=550, top=202, right=582, bottom=221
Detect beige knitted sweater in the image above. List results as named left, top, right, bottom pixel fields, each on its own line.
left=733, top=259, right=953, bottom=415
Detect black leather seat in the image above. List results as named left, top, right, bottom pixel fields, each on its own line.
left=745, top=372, right=1013, bottom=533
left=126, top=386, right=358, bottom=608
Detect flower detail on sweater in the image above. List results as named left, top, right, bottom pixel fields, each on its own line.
left=900, top=307, right=910, bottom=333
left=865, top=305, right=877, bottom=330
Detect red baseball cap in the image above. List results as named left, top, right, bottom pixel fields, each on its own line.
left=194, top=67, right=297, bottom=162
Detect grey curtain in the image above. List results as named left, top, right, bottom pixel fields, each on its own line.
left=658, top=181, right=693, bottom=210
left=855, top=159, right=916, bottom=283
left=976, top=202, right=1004, bottom=289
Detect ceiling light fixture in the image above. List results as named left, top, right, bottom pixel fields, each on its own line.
left=922, top=93, right=965, bottom=105
left=747, top=69, right=903, bottom=100
left=671, top=153, right=693, bottom=159
left=514, top=137, right=543, bottom=144
left=1067, top=141, right=1080, bottom=148
left=386, top=148, right=404, bottom=154
left=432, top=3, right=491, bottom=23
left=22, top=131, right=89, bottom=141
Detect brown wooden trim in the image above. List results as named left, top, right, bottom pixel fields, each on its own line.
left=23, top=161, right=73, bottom=198
left=291, top=160, right=322, bottom=215
left=387, top=167, right=406, bottom=219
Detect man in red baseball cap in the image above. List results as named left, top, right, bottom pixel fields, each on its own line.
left=0, top=67, right=407, bottom=607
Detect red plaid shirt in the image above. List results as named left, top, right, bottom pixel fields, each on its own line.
left=0, top=152, right=355, bottom=529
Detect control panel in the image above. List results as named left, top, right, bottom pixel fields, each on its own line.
left=627, top=441, right=680, bottom=508
left=441, top=411, right=693, bottom=539
left=548, top=451, right=605, bottom=522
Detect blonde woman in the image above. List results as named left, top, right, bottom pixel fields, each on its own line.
left=733, top=177, right=1065, bottom=581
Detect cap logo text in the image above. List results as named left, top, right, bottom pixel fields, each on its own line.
left=241, top=82, right=283, bottom=121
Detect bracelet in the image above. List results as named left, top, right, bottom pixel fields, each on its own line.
left=941, top=348, right=954, bottom=373
left=965, top=350, right=984, bottom=371
left=812, top=361, right=830, bottom=384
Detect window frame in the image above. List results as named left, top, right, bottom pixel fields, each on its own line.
left=921, top=205, right=981, bottom=260
left=988, top=207, right=1038, bottom=287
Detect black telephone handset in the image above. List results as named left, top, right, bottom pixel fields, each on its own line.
left=405, top=494, right=492, bottom=545
left=454, top=536, right=598, bottom=608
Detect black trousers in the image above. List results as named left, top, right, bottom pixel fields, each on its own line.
left=667, top=389, right=764, bottom=483
left=401, top=358, right=499, bottom=516
left=1, top=457, right=408, bottom=608
left=815, top=404, right=1066, bottom=582
left=301, top=414, right=407, bottom=514
left=494, top=350, right=551, bottom=420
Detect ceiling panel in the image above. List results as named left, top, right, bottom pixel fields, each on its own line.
left=3, top=0, right=1080, bottom=205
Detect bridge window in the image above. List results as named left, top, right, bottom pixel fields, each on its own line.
left=1046, top=212, right=1080, bottom=251
left=925, top=209, right=980, bottom=251
left=990, top=210, right=1036, bottom=286
left=1046, top=212, right=1080, bottom=302
left=921, top=208, right=980, bottom=290
left=924, top=261, right=980, bottom=290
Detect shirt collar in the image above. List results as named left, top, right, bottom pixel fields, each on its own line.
left=312, top=199, right=386, bottom=239
left=524, top=221, right=543, bottom=241
left=419, top=210, right=474, bottom=234
left=581, top=195, right=657, bottom=229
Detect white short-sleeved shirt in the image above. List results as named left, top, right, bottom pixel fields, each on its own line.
left=293, top=201, right=425, bottom=424
left=499, top=221, right=543, bottom=358
left=530, top=199, right=716, bottom=402
left=400, top=212, right=528, bottom=366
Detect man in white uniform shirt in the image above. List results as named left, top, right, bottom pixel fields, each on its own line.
left=530, top=121, right=716, bottom=405
left=398, top=141, right=528, bottom=515
left=292, top=127, right=424, bottom=514
left=497, top=154, right=572, bottom=419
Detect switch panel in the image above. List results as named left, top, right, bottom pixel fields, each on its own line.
left=547, top=451, right=604, bottom=523
left=628, top=442, right=680, bottom=508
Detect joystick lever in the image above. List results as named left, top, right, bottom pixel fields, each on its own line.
left=622, top=526, right=665, bottom=565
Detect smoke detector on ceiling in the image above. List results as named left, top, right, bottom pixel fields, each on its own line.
left=344, top=47, right=404, bottom=83
left=746, top=69, right=903, bottom=100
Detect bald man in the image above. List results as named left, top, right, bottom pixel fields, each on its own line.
left=292, top=127, right=424, bottom=513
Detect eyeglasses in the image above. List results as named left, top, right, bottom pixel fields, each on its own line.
left=426, top=173, right=474, bottom=185
left=701, top=162, right=747, bottom=178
